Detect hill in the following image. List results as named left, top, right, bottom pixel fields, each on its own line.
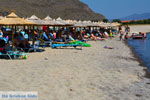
left=0, top=0, right=105, bottom=21
left=120, top=13, right=150, bottom=21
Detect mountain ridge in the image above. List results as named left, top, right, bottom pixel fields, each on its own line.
left=119, top=13, right=150, bottom=21
left=0, top=0, right=105, bottom=21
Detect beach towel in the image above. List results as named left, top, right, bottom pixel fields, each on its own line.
left=69, top=41, right=91, bottom=47
left=51, top=44, right=81, bottom=48
left=104, top=46, right=114, bottom=49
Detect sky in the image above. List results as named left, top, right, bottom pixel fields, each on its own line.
left=80, top=0, right=150, bottom=19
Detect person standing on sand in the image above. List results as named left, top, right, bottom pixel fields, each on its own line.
left=125, top=25, right=130, bottom=33
left=118, top=26, right=122, bottom=33
left=119, top=31, right=124, bottom=40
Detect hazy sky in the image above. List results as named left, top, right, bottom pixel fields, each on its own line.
left=81, top=0, right=150, bottom=19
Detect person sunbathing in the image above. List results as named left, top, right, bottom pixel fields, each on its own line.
left=90, top=33, right=97, bottom=40
left=0, top=30, right=3, bottom=37
left=13, top=32, right=31, bottom=49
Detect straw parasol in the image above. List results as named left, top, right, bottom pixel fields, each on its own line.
left=44, top=16, right=52, bottom=21
left=0, top=12, right=35, bottom=25
left=110, top=22, right=121, bottom=27
left=27, top=15, right=45, bottom=25
left=56, top=17, right=73, bottom=26
left=97, top=22, right=111, bottom=27
left=74, top=21, right=88, bottom=27
left=65, top=19, right=77, bottom=25
left=43, top=16, right=60, bottom=26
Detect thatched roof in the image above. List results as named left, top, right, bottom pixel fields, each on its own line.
left=28, top=15, right=39, bottom=20
left=0, top=12, right=35, bottom=25
left=43, top=17, right=71, bottom=26
left=27, top=15, right=45, bottom=25
left=43, top=16, right=56, bottom=26
left=44, top=16, right=52, bottom=20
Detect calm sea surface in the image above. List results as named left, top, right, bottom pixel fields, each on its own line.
left=128, top=33, right=150, bottom=71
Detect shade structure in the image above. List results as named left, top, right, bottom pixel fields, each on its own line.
left=27, top=15, right=45, bottom=25
left=56, top=17, right=73, bottom=26
left=44, top=16, right=52, bottom=21
left=96, top=22, right=111, bottom=27
left=110, top=22, right=121, bottom=27
left=43, top=16, right=72, bottom=26
left=65, top=19, right=77, bottom=25
left=85, top=21, right=100, bottom=27
left=43, top=16, right=60, bottom=26
left=0, top=12, right=35, bottom=25
left=74, top=21, right=88, bottom=27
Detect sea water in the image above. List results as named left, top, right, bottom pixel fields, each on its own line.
left=128, top=33, right=150, bottom=71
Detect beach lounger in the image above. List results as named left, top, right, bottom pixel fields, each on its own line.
left=69, top=41, right=91, bottom=47
left=16, top=41, right=45, bottom=53
left=51, top=44, right=82, bottom=50
left=0, top=51, right=28, bottom=60
left=0, top=52, right=12, bottom=59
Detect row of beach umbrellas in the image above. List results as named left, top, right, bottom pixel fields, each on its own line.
left=0, top=12, right=120, bottom=27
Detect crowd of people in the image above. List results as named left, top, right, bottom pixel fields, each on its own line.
left=0, top=26, right=118, bottom=45
left=0, top=25, right=147, bottom=59
left=0, top=25, right=147, bottom=50
left=118, top=25, right=146, bottom=40
left=0, top=25, right=119, bottom=54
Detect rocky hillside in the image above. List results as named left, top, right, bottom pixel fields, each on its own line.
left=0, top=0, right=105, bottom=21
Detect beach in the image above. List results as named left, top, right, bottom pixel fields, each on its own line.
left=0, top=25, right=150, bottom=100
left=129, top=25, right=150, bottom=33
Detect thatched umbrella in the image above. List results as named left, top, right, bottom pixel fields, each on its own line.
left=56, top=17, right=73, bottom=26
left=74, top=21, right=87, bottom=27
left=65, top=19, right=77, bottom=25
left=110, top=22, right=121, bottom=27
left=97, top=22, right=111, bottom=27
left=0, top=12, right=34, bottom=25
left=27, top=15, right=45, bottom=25
left=43, top=16, right=60, bottom=26
left=0, top=12, right=35, bottom=46
left=44, top=16, right=52, bottom=21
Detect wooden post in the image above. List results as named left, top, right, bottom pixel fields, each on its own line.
left=32, top=25, right=35, bottom=46
left=12, top=25, right=16, bottom=48
left=23, top=25, right=25, bottom=30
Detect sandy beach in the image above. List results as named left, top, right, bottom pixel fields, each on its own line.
left=0, top=25, right=150, bottom=100
left=129, top=25, right=150, bottom=33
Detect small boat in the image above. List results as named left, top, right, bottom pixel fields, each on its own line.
left=132, top=34, right=146, bottom=39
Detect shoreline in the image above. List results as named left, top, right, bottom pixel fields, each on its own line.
left=124, top=40, right=150, bottom=78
